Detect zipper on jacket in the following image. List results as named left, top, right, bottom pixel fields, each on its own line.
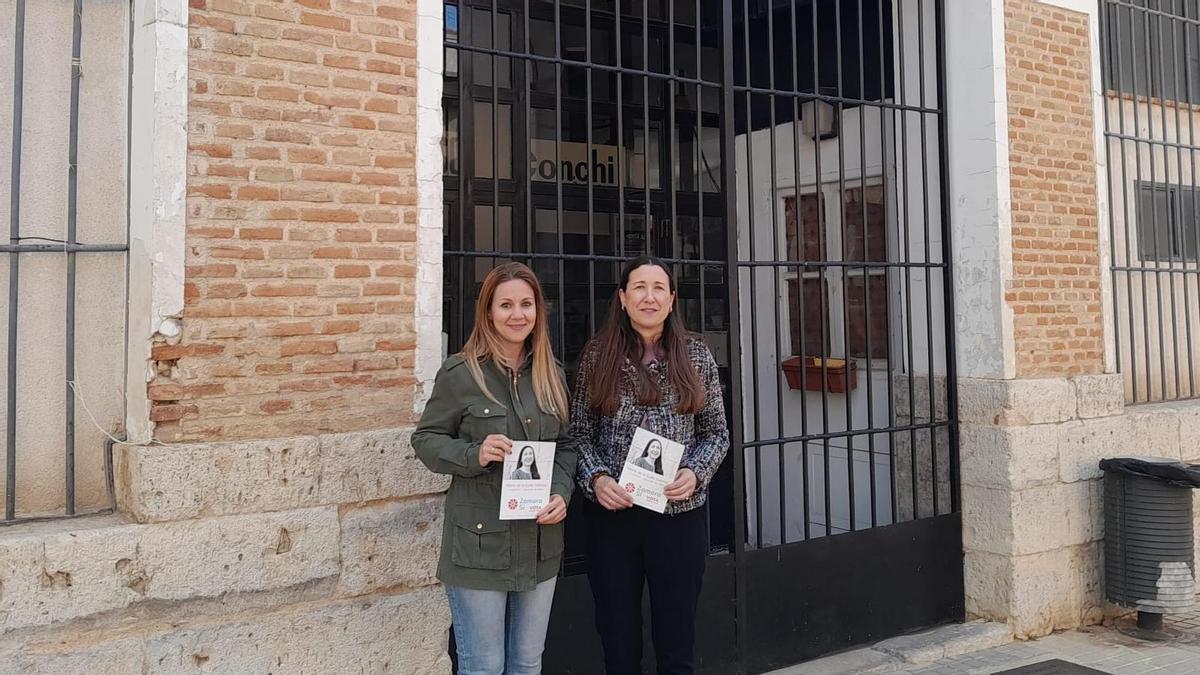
left=510, top=368, right=522, bottom=406
left=510, top=367, right=531, bottom=438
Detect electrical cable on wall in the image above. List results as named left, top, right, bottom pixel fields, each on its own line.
left=67, top=380, right=169, bottom=447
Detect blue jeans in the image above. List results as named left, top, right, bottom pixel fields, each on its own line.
left=446, top=577, right=558, bottom=675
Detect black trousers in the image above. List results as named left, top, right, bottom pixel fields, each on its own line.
left=583, top=498, right=709, bottom=675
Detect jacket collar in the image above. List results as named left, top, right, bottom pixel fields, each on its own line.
left=491, top=351, right=532, bottom=377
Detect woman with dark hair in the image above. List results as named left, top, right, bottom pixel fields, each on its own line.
left=510, top=445, right=541, bottom=480
left=571, top=255, right=730, bottom=675
left=632, top=438, right=664, bottom=475
left=413, top=262, right=576, bottom=675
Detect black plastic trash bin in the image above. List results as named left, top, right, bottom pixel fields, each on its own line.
left=1100, top=456, right=1200, bottom=634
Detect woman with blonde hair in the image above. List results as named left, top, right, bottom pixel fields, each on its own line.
left=413, top=262, right=576, bottom=675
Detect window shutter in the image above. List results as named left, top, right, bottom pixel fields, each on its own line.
left=1181, top=187, right=1199, bottom=262
left=1137, top=183, right=1171, bottom=261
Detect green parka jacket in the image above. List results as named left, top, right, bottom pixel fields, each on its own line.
left=412, top=354, right=577, bottom=591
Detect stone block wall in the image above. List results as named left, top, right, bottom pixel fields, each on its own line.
left=886, top=365, right=1195, bottom=634
left=0, top=428, right=451, bottom=672
left=959, top=373, right=1200, bottom=638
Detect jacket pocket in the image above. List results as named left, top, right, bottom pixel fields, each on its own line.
left=462, top=403, right=508, bottom=440
left=450, top=508, right=512, bottom=570
left=538, top=523, right=564, bottom=561
left=540, top=413, right=563, bottom=442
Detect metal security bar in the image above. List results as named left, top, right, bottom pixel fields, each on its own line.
left=442, top=0, right=961, bottom=668
left=442, top=0, right=736, bottom=558
left=2, top=0, right=129, bottom=523
left=732, top=0, right=955, bottom=547
left=1101, top=0, right=1200, bottom=404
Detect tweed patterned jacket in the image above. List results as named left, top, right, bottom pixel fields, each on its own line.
left=571, top=335, right=730, bottom=515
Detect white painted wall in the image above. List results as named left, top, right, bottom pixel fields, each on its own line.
left=415, top=0, right=445, bottom=407
left=944, top=0, right=1016, bottom=381
left=126, top=0, right=189, bottom=443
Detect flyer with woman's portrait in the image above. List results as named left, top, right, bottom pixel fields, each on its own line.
left=618, top=428, right=684, bottom=513
left=499, top=441, right=555, bottom=520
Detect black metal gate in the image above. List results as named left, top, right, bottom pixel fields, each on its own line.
left=441, top=0, right=961, bottom=671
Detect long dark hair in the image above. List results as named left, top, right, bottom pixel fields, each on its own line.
left=641, top=439, right=665, bottom=474
left=515, top=445, right=540, bottom=479
left=585, top=256, right=704, bottom=416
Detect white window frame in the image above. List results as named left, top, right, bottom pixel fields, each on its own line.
left=777, top=176, right=890, bottom=367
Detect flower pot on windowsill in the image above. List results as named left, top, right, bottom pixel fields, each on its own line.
left=781, top=356, right=858, bottom=393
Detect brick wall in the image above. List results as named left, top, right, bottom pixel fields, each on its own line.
left=162, top=0, right=421, bottom=441
left=1004, top=0, right=1104, bottom=377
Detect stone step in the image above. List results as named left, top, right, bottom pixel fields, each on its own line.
left=0, top=510, right=341, bottom=634
left=0, top=585, right=450, bottom=674
left=768, top=621, right=1014, bottom=675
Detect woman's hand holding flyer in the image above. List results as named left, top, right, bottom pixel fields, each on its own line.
left=617, top=428, right=685, bottom=513
left=499, top=442, right=555, bottom=519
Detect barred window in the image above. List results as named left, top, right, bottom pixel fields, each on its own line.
left=1136, top=182, right=1200, bottom=262
left=1105, top=0, right=1200, bottom=104
left=783, top=185, right=889, bottom=361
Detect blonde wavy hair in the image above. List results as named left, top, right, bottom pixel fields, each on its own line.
left=459, top=262, right=568, bottom=421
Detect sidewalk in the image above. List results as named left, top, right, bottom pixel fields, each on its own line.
left=771, top=607, right=1200, bottom=674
